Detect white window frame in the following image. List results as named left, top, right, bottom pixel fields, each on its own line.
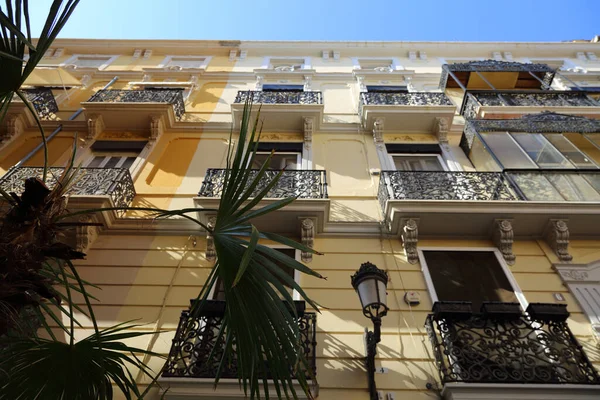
left=61, top=54, right=119, bottom=71
left=208, top=246, right=302, bottom=301
left=389, top=153, right=448, bottom=172
left=252, top=151, right=302, bottom=170
left=260, top=56, right=311, bottom=70
left=351, top=57, right=403, bottom=71
left=157, top=55, right=212, bottom=70
left=418, top=247, right=528, bottom=310
left=84, top=152, right=140, bottom=170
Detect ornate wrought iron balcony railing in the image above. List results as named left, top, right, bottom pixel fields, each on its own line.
left=378, top=170, right=519, bottom=210
left=234, top=90, right=323, bottom=105
left=359, top=92, right=453, bottom=115
left=21, top=88, right=59, bottom=120
left=162, top=300, right=317, bottom=379
left=425, top=301, right=600, bottom=385
left=198, top=169, right=328, bottom=199
left=461, top=90, right=600, bottom=119
left=0, top=166, right=136, bottom=211
left=86, top=89, right=186, bottom=119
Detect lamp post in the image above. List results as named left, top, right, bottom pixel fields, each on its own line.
left=351, top=262, right=389, bottom=400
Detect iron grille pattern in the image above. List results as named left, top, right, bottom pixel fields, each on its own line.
left=425, top=309, right=600, bottom=384
left=163, top=301, right=317, bottom=379
left=359, top=92, right=453, bottom=116
left=234, top=90, right=323, bottom=105
left=462, top=91, right=600, bottom=119
left=378, top=171, right=519, bottom=210
left=87, top=89, right=186, bottom=119
left=0, top=166, right=136, bottom=212
left=22, top=88, right=59, bottom=120
left=198, top=169, right=328, bottom=199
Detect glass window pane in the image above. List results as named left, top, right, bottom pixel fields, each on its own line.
left=508, top=173, right=565, bottom=201
left=121, top=157, right=136, bottom=170
left=252, top=153, right=299, bottom=170
left=87, top=156, right=105, bottom=168
left=469, top=136, right=502, bottom=171
left=564, top=133, right=600, bottom=166
left=103, top=157, right=120, bottom=169
left=393, top=155, right=444, bottom=171
left=511, top=133, right=573, bottom=169
left=480, top=132, right=538, bottom=169
left=546, top=174, right=600, bottom=201
left=544, top=134, right=597, bottom=168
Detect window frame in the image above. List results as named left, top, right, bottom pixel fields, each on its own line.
left=390, top=153, right=448, bottom=172
left=157, top=55, right=212, bottom=70
left=85, top=152, right=140, bottom=170
left=61, top=54, right=119, bottom=71
left=261, top=56, right=311, bottom=71
left=418, top=247, right=528, bottom=310
left=208, top=247, right=302, bottom=301
left=252, top=151, right=302, bottom=170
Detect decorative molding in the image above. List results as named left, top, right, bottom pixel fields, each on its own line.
left=384, top=134, right=438, bottom=143
left=1, top=114, right=23, bottom=146
left=255, top=75, right=263, bottom=91
left=206, top=216, right=216, bottom=262
left=150, top=115, right=165, bottom=142
left=75, top=214, right=101, bottom=254
left=80, top=74, right=92, bottom=88
left=401, top=218, right=419, bottom=264
left=373, top=117, right=384, bottom=149
left=303, top=117, right=314, bottom=150
left=545, top=219, right=573, bottom=262
left=303, top=75, right=312, bottom=92
left=357, top=76, right=366, bottom=92
left=99, top=131, right=148, bottom=140
left=493, top=219, right=515, bottom=266
left=434, top=117, right=450, bottom=144
left=554, top=260, right=600, bottom=283
left=85, top=114, right=105, bottom=146
left=300, top=218, right=315, bottom=263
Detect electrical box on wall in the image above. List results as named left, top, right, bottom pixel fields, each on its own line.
left=404, top=291, right=420, bottom=305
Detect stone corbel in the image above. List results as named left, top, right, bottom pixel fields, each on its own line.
left=206, top=216, right=217, bottom=262
left=150, top=115, right=165, bottom=142
left=401, top=218, right=419, bottom=264
left=303, top=117, right=314, bottom=150
left=255, top=75, right=264, bottom=91
left=189, top=75, right=200, bottom=91
left=1, top=114, right=24, bottom=147
left=545, top=219, right=573, bottom=262
left=434, top=116, right=450, bottom=145
left=373, top=117, right=385, bottom=149
left=84, top=114, right=105, bottom=147
left=357, top=76, right=366, bottom=92
left=300, top=218, right=315, bottom=263
left=75, top=214, right=101, bottom=254
left=80, top=74, right=92, bottom=89
left=404, top=76, right=415, bottom=91
left=303, top=75, right=312, bottom=92
left=493, top=219, right=515, bottom=265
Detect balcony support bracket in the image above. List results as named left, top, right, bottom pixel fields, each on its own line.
left=75, top=214, right=101, bottom=254
left=401, top=218, right=419, bottom=264
left=84, top=114, right=105, bottom=147
left=1, top=113, right=24, bottom=148
left=300, top=217, right=315, bottom=263
left=206, top=216, right=216, bottom=263
left=303, top=117, right=314, bottom=150
left=493, top=219, right=515, bottom=266
left=373, top=118, right=385, bottom=149
left=545, top=219, right=573, bottom=263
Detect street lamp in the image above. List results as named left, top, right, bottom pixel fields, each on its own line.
left=351, top=262, right=389, bottom=400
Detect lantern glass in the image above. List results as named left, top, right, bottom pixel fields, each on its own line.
left=356, top=277, right=387, bottom=310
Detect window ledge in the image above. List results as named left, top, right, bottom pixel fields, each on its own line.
left=158, top=377, right=318, bottom=399
left=442, top=383, right=600, bottom=400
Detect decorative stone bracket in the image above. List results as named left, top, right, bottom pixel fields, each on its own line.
left=0, top=114, right=24, bottom=148
left=300, top=218, right=315, bottom=263
left=206, top=216, right=216, bottom=262
left=303, top=117, right=314, bottom=150
left=545, top=219, right=573, bottom=262
left=493, top=219, right=515, bottom=266
left=75, top=214, right=101, bottom=254
left=401, top=218, right=419, bottom=264
left=434, top=116, right=450, bottom=145
left=373, top=117, right=385, bottom=149
left=84, top=114, right=105, bottom=147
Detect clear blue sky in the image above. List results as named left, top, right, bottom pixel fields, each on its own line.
left=29, top=0, right=600, bottom=42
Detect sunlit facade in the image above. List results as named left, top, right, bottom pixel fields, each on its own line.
left=2, top=38, right=600, bottom=399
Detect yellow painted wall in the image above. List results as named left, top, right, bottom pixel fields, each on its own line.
left=0, top=135, right=75, bottom=173
left=59, top=235, right=600, bottom=399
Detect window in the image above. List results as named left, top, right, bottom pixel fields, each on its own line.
left=86, top=140, right=147, bottom=170
left=479, top=132, right=538, bottom=169
left=252, top=152, right=300, bottom=170
left=262, top=84, right=304, bottom=92
left=62, top=55, right=118, bottom=70
left=366, top=85, right=408, bottom=93
left=163, top=56, right=209, bottom=70
left=212, top=248, right=296, bottom=300
left=420, top=249, right=523, bottom=311
left=392, top=155, right=444, bottom=171
left=543, top=134, right=597, bottom=168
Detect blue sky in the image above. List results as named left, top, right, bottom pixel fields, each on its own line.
left=30, top=0, right=599, bottom=42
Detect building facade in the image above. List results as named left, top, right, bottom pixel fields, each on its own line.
left=2, top=38, right=600, bottom=399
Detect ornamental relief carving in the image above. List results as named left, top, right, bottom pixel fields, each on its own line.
left=384, top=134, right=437, bottom=143
left=259, top=133, right=304, bottom=142
left=99, top=131, right=149, bottom=140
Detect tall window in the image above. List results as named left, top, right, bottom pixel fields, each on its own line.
left=251, top=153, right=300, bottom=170
left=392, top=155, right=444, bottom=171
left=86, top=141, right=146, bottom=170
left=421, top=250, right=521, bottom=311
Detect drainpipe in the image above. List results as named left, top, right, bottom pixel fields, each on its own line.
left=11, top=76, right=119, bottom=169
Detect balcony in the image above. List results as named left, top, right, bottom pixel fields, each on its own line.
left=21, top=88, right=59, bottom=120
left=231, top=91, right=324, bottom=132
left=378, top=170, right=600, bottom=237
left=82, top=89, right=185, bottom=130
left=0, top=166, right=136, bottom=212
left=161, top=300, right=317, bottom=398
left=358, top=92, right=456, bottom=134
left=426, top=301, right=600, bottom=399
left=461, top=90, right=600, bottom=119
left=195, top=169, right=330, bottom=234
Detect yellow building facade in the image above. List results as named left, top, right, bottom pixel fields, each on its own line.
left=2, top=38, right=600, bottom=399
